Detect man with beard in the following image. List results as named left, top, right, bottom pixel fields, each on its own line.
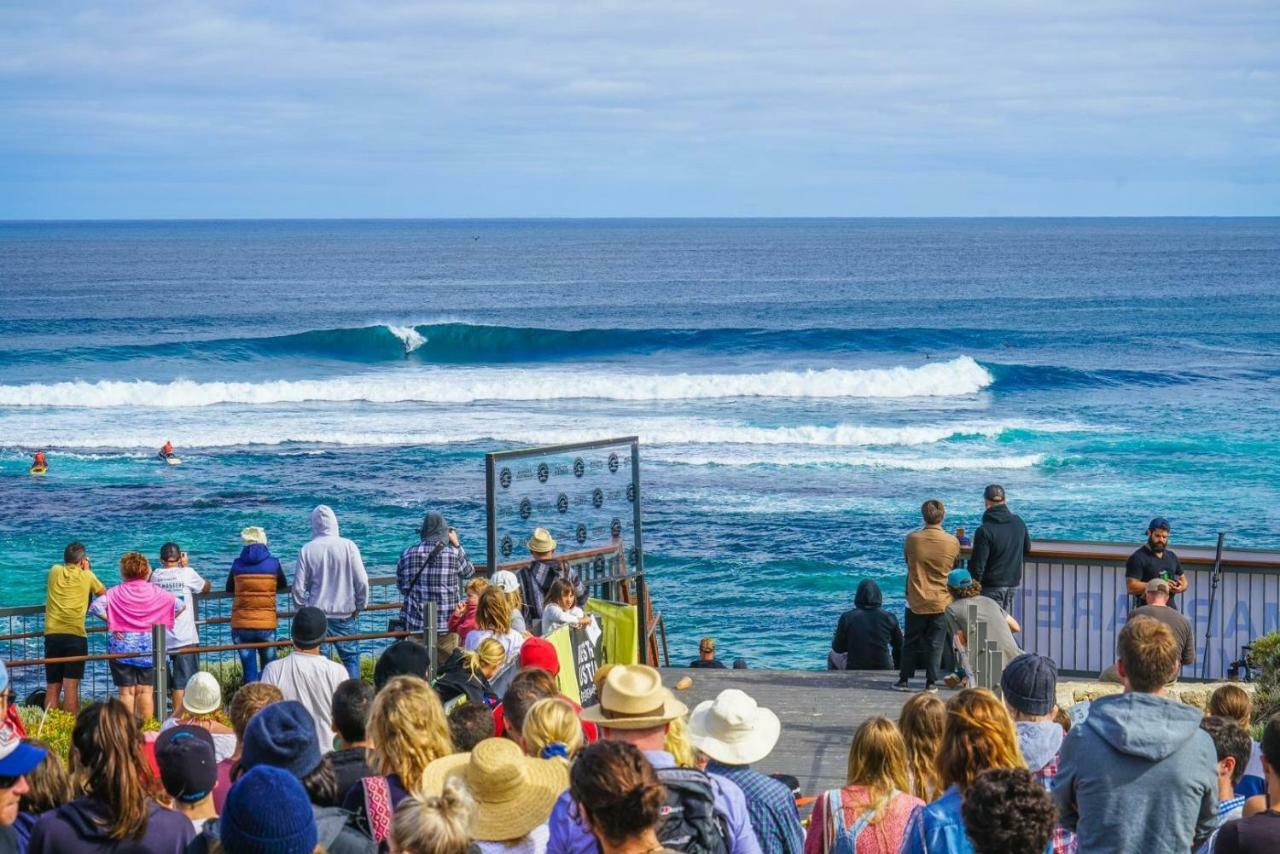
left=1125, top=518, right=1188, bottom=610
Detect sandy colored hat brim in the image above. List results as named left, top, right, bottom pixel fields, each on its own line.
left=421, top=751, right=568, bottom=841
left=527, top=528, right=557, bottom=554
left=578, top=692, right=688, bottom=730
left=687, top=699, right=781, bottom=766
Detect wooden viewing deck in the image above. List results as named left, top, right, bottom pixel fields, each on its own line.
left=659, top=667, right=909, bottom=796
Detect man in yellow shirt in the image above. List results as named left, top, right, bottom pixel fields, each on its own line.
left=43, top=542, right=105, bottom=714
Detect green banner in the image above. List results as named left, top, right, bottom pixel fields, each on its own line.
left=585, top=598, right=639, bottom=666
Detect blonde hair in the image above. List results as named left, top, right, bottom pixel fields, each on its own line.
left=1208, top=684, right=1252, bottom=728
left=464, top=638, right=506, bottom=680
left=937, top=688, right=1024, bottom=792
left=841, top=717, right=911, bottom=850
left=465, top=578, right=490, bottom=598
left=898, top=692, right=945, bottom=801
left=475, top=588, right=511, bottom=635
left=664, top=715, right=697, bottom=768
left=390, top=777, right=474, bottom=854
left=369, top=676, right=455, bottom=790
left=522, top=697, right=584, bottom=760
left=504, top=585, right=525, bottom=615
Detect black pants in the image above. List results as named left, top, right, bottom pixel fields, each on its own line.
left=898, top=609, right=947, bottom=685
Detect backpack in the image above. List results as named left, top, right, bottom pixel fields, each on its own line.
left=654, top=766, right=731, bottom=854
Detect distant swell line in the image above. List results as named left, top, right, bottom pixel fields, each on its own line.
left=0, top=357, right=993, bottom=406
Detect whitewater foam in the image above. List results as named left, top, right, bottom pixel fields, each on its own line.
left=386, top=325, right=427, bottom=354
left=0, top=357, right=993, bottom=407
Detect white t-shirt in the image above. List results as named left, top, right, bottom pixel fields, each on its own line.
left=159, top=717, right=238, bottom=762
left=464, top=628, right=526, bottom=664
left=260, top=651, right=349, bottom=753
left=150, top=565, right=207, bottom=649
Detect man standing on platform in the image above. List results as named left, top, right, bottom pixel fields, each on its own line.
left=1126, top=517, right=1187, bottom=610
left=968, top=484, right=1031, bottom=613
left=292, top=504, right=368, bottom=680
left=895, top=500, right=959, bottom=693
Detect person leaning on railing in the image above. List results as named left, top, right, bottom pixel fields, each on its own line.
left=41, top=541, right=105, bottom=716
left=226, top=525, right=290, bottom=684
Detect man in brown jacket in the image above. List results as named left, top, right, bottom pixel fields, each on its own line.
left=895, top=499, right=960, bottom=692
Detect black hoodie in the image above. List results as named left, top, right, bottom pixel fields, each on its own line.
left=26, top=798, right=194, bottom=854
left=831, top=580, right=903, bottom=670
left=969, top=503, right=1031, bottom=589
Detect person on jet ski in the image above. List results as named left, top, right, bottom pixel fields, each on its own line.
left=159, top=440, right=175, bottom=460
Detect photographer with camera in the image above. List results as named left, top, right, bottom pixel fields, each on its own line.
left=396, top=511, right=475, bottom=643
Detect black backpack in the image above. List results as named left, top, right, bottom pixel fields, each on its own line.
left=654, top=767, right=731, bottom=854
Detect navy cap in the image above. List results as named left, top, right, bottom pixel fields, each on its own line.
left=0, top=726, right=45, bottom=777
left=1148, top=517, right=1170, bottom=532
left=155, top=725, right=217, bottom=803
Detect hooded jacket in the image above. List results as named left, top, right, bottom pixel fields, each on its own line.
left=227, top=542, right=289, bottom=630
left=26, top=798, right=194, bottom=854
left=1052, top=692, right=1218, bottom=853
left=969, top=503, right=1031, bottom=589
left=292, top=505, right=369, bottom=618
left=433, top=648, right=498, bottom=707
left=830, top=580, right=902, bottom=670
left=186, top=806, right=373, bottom=854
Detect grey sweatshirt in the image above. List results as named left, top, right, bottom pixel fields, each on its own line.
left=292, top=505, right=369, bottom=617
left=1052, top=692, right=1218, bottom=854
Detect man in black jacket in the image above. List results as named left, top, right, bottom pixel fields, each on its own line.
left=829, top=579, right=903, bottom=670
left=969, top=484, right=1031, bottom=613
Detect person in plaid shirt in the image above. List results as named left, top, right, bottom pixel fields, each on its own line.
left=1001, top=653, right=1076, bottom=854
left=397, top=511, right=474, bottom=637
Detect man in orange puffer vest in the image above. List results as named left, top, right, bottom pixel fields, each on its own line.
left=226, top=526, right=289, bottom=683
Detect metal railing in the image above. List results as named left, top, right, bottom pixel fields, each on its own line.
left=962, top=601, right=1004, bottom=696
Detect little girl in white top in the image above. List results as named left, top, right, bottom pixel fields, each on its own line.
left=541, top=578, right=592, bottom=630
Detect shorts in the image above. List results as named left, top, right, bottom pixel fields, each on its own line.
left=44, top=634, right=88, bottom=682
left=109, top=660, right=154, bottom=688
left=168, top=650, right=199, bottom=689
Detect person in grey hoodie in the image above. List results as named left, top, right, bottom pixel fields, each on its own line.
left=292, top=505, right=369, bottom=679
left=1053, top=616, right=1218, bottom=853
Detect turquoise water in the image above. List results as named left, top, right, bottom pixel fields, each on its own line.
left=2, top=218, right=1278, bottom=667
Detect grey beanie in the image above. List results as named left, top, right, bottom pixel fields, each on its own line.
left=1001, top=653, right=1058, bottom=716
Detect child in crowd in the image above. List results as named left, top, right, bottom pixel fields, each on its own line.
left=448, top=702, right=497, bottom=752
left=155, top=725, right=220, bottom=834
left=490, top=570, right=527, bottom=633
left=159, top=671, right=237, bottom=761
left=804, top=716, right=924, bottom=854
left=389, top=778, right=474, bottom=854
left=542, top=578, right=593, bottom=630
left=1207, top=684, right=1266, bottom=799
left=1198, top=716, right=1252, bottom=834
left=435, top=637, right=504, bottom=707
left=898, top=693, right=946, bottom=803
left=447, top=577, right=489, bottom=645
left=521, top=697, right=585, bottom=762
left=961, top=768, right=1057, bottom=854
left=464, top=588, right=527, bottom=665
left=220, top=681, right=283, bottom=810
left=328, top=679, right=375, bottom=805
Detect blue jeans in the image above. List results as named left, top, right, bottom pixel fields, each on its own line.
left=232, top=628, right=276, bottom=683
left=981, top=586, right=1018, bottom=613
left=325, top=617, right=362, bottom=679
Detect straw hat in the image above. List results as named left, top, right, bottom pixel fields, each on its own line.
left=181, top=672, right=223, bottom=716
left=422, top=738, right=568, bottom=841
left=579, top=665, right=688, bottom=730
left=527, top=528, right=557, bottom=555
left=490, top=570, right=520, bottom=594
left=687, top=688, right=781, bottom=766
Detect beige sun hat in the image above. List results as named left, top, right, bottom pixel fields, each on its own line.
left=240, top=526, right=268, bottom=545
left=527, top=528, right=557, bottom=555
left=422, top=738, right=568, bottom=841
left=687, top=688, right=781, bottom=766
left=578, top=665, right=688, bottom=730
left=181, top=672, right=223, bottom=716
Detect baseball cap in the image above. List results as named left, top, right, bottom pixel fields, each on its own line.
left=0, top=725, right=45, bottom=777
left=490, top=570, right=520, bottom=594
left=983, top=484, right=1005, bottom=502
left=1148, top=517, right=1171, bottom=532
left=699, top=637, right=716, bottom=652
left=1146, top=578, right=1171, bottom=594
left=155, top=726, right=217, bottom=803
left=947, top=568, right=974, bottom=588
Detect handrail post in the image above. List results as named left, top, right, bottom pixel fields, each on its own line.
left=987, top=643, right=1003, bottom=698
left=152, top=624, right=168, bottom=720
left=424, top=602, right=438, bottom=677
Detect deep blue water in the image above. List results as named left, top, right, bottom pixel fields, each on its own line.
left=2, top=218, right=1278, bottom=667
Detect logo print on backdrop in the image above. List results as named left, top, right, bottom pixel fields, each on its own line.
left=576, top=524, right=587, bottom=544
left=610, top=518, right=622, bottom=538
left=628, top=548, right=638, bottom=566
left=626, top=483, right=635, bottom=503
left=607, top=453, right=619, bottom=474
left=537, top=463, right=549, bottom=483
left=594, top=556, right=606, bottom=575
left=557, top=493, right=569, bottom=514
left=573, top=457, right=585, bottom=478
left=592, top=488, right=604, bottom=509
left=499, top=468, right=512, bottom=489
left=501, top=536, right=513, bottom=557
left=519, top=499, right=532, bottom=520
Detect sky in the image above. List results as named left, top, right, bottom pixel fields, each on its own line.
left=1, top=1, right=1278, bottom=218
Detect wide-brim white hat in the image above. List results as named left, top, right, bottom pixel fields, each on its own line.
left=687, top=688, right=781, bottom=766
left=490, top=570, right=520, bottom=594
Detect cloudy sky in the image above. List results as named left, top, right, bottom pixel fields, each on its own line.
left=1, top=1, right=1278, bottom=218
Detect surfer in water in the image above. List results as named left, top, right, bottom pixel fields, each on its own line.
left=31, top=450, right=47, bottom=473
left=159, top=440, right=175, bottom=462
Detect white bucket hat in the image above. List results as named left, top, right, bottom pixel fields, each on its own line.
left=240, top=526, right=268, bottom=545
left=181, top=671, right=223, bottom=716
left=490, top=570, right=520, bottom=594
left=687, top=688, right=781, bottom=766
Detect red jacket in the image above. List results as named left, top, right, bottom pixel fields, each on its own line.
left=492, top=694, right=598, bottom=743
left=447, top=601, right=479, bottom=644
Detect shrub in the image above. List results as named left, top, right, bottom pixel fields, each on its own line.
left=1248, top=631, right=1280, bottom=723
left=18, top=706, right=161, bottom=763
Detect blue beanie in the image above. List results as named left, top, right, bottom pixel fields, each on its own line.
left=240, top=700, right=322, bottom=779
left=221, top=765, right=318, bottom=854
left=1001, top=653, right=1058, bottom=716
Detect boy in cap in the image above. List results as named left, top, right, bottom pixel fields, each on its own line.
left=155, top=726, right=218, bottom=833
left=1001, top=653, right=1075, bottom=853
left=260, top=606, right=349, bottom=752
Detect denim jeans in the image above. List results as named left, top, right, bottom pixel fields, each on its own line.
left=981, top=586, right=1018, bottom=613
left=326, top=616, right=362, bottom=680
left=231, top=628, right=276, bottom=683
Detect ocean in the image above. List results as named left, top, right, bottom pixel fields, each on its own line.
left=2, top=218, right=1278, bottom=669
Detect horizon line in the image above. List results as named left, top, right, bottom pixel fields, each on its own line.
left=3, top=214, right=1280, bottom=224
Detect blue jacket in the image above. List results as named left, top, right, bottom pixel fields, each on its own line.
left=900, top=786, right=971, bottom=854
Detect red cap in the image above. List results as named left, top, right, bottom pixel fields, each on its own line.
left=519, top=637, right=560, bottom=676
